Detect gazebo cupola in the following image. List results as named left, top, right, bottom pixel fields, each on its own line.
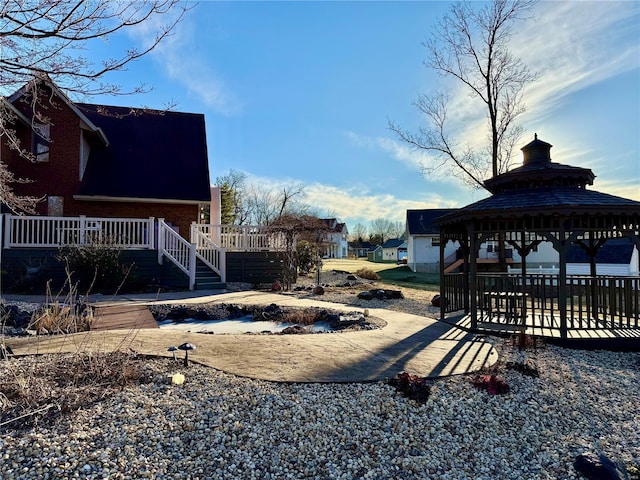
left=484, top=134, right=595, bottom=194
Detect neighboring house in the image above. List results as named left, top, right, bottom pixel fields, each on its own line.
left=2, top=76, right=211, bottom=236
left=381, top=238, right=405, bottom=262
left=566, top=238, right=639, bottom=276
left=406, top=209, right=459, bottom=273
left=320, top=218, right=348, bottom=259
left=348, top=240, right=373, bottom=258
left=407, top=208, right=559, bottom=273
left=367, top=245, right=383, bottom=262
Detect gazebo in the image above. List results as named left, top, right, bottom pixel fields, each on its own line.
left=434, top=135, right=640, bottom=343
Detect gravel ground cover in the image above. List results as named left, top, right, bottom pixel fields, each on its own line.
left=1, top=273, right=639, bottom=479
left=1, top=342, right=638, bottom=480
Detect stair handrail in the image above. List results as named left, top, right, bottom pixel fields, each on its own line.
left=444, top=250, right=459, bottom=266
left=158, top=218, right=196, bottom=290
left=191, top=225, right=226, bottom=283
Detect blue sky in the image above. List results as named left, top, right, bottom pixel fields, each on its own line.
left=90, top=1, right=639, bottom=230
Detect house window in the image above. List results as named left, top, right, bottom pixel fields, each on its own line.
left=432, top=237, right=440, bottom=247
left=47, top=196, right=63, bottom=216
left=33, top=123, right=50, bottom=162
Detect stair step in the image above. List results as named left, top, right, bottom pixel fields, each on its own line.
left=195, top=281, right=226, bottom=290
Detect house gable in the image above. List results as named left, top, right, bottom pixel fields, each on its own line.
left=3, top=78, right=211, bottom=235
left=4, top=80, right=89, bottom=214
left=407, top=208, right=458, bottom=236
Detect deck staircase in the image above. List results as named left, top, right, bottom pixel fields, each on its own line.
left=194, top=258, right=225, bottom=290
left=444, top=258, right=464, bottom=274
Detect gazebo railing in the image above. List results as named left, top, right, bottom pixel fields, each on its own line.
left=444, top=272, right=640, bottom=331
left=441, top=273, right=468, bottom=313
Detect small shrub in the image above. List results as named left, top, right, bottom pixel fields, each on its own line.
left=355, top=268, right=381, bottom=281
left=505, top=359, right=539, bottom=378
left=473, top=374, right=510, bottom=395
left=296, top=240, right=318, bottom=275
left=29, top=301, right=93, bottom=334
left=389, top=371, right=431, bottom=403
left=57, top=235, right=132, bottom=294
left=0, top=351, right=148, bottom=430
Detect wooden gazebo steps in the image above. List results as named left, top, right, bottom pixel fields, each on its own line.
left=91, top=305, right=159, bottom=331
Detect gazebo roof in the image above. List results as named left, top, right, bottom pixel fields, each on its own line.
left=435, top=135, right=640, bottom=228
left=435, top=186, right=640, bottom=225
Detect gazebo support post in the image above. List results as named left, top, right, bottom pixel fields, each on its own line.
left=557, top=225, right=570, bottom=340
left=462, top=241, right=470, bottom=313
left=520, top=231, right=528, bottom=329
left=469, top=224, right=478, bottom=330
left=439, top=236, right=445, bottom=321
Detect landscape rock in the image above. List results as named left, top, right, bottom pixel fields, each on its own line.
left=280, top=325, right=307, bottom=334
left=573, top=453, right=629, bottom=480
left=357, top=291, right=374, bottom=300
left=312, top=285, right=325, bottom=295
left=431, top=294, right=448, bottom=307
left=357, top=289, right=404, bottom=301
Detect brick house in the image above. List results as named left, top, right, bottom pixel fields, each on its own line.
left=2, top=77, right=211, bottom=235
left=0, top=77, right=292, bottom=291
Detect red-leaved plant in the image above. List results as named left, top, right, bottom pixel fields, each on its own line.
left=389, top=371, right=431, bottom=403
left=473, top=374, right=510, bottom=395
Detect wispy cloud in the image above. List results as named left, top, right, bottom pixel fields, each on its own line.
left=126, top=5, right=243, bottom=115
left=238, top=172, right=455, bottom=225
left=516, top=1, right=640, bottom=124
left=344, top=130, right=473, bottom=188
left=305, top=182, right=450, bottom=225
left=344, top=131, right=429, bottom=171
left=417, top=1, right=640, bottom=151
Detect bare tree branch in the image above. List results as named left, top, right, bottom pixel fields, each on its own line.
left=390, top=0, right=538, bottom=190
left=0, top=0, right=189, bottom=213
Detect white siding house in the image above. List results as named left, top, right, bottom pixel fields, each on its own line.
left=406, top=209, right=459, bottom=273
left=566, top=238, right=639, bottom=276
left=381, top=238, right=406, bottom=262
left=407, top=208, right=560, bottom=273
left=320, top=218, right=349, bottom=259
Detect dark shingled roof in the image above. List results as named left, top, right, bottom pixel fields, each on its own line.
left=382, top=238, right=405, bottom=248
left=407, top=209, right=458, bottom=234
left=435, top=188, right=640, bottom=225
left=567, top=238, right=636, bottom=264
left=75, top=104, right=211, bottom=203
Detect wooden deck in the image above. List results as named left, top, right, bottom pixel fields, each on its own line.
left=91, top=305, right=159, bottom=331
left=446, top=312, right=640, bottom=349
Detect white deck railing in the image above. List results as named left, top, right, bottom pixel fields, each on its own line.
left=158, top=218, right=196, bottom=290
left=3, top=214, right=155, bottom=249
left=191, top=225, right=226, bottom=283
left=192, top=223, right=287, bottom=252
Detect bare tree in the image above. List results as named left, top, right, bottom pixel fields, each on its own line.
left=390, top=0, right=538, bottom=189
left=369, top=218, right=396, bottom=245
left=266, top=214, right=332, bottom=291
left=390, top=220, right=406, bottom=240
left=244, top=182, right=309, bottom=226
left=350, top=223, right=369, bottom=243
left=0, top=0, right=189, bottom=213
